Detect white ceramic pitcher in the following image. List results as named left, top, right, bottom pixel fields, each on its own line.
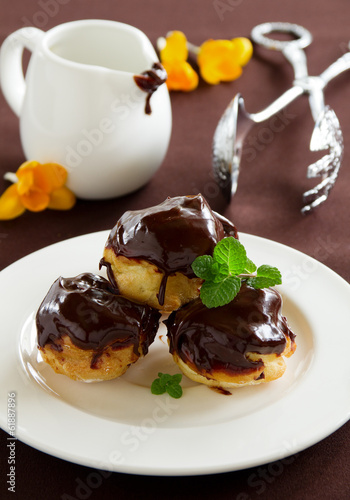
left=0, top=20, right=172, bottom=199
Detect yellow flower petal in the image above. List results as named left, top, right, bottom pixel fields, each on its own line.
left=17, top=161, right=68, bottom=193
left=20, top=186, right=50, bottom=212
left=17, top=169, right=35, bottom=196
left=0, top=184, right=26, bottom=220
left=233, top=37, right=253, bottom=66
left=198, top=39, right=234, bottom=68
left=160, top=31, right=189, bottom=62
left=16, top=161, right=39, bottom=185
left=0, top=161, right=74, bottom=219
left=197, top=38, right=251, bottom=84
left=162, top=60, right=199, bottom=91
left=199, top=59, right=242, bottom=85
left=35, top=162, right=68, bottom=192
left=48, top=186, right=76, bottom=210
left=16, top=160, right=40, bottom=173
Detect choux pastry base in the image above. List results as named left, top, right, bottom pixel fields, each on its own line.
left=170, top=336, right=296, bottom=389
left=103, top=248, right=203, bottom=313
left=39, top=335, right=141, bottom=382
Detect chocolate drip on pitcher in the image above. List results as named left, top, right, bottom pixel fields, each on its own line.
left=134, top=62, right=167, bottom=114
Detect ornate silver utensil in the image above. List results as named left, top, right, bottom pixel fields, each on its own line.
left=213, top=22, right=350, bottom=212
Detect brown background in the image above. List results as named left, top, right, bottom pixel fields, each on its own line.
left=1, top=0, right=350, bottom=499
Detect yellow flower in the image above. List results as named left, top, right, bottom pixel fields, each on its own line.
left=158, top=31, right=253, bottom=90
left=161, top=59, right=199, bottom=91
left=0, top=161, right=76, bottom=220
left=160, top=31, right=189, bottom=62
left=197, top=37, right=253, bottom=85
left=159, top=31, right=199, bottom=91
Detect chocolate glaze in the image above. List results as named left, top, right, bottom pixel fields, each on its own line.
left=36, top=273, right=160, bottom=367
left=99, top=259, right=119, bottom=291
left=211, top=387, right=232, bottom=396
left=102, top=195, right=237, bottom=304
left=102, top=195, right=238, bottom=304
left=134, top=62, right=167, bottom=114
left=166, top=282, right=295, bottom=377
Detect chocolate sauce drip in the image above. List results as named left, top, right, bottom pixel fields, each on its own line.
left=211, top=387, right=232, bottom=396
left=99, top=258, right=119, bottom=291
left=105, top=194, right=238, bottom=289
left=166, top=283, right=295, bottom=376
left=134, top=62, right=167, bottom=114
left=157, top=274, right=169, bottom=307
left=36, top=273, right=160, bottom=363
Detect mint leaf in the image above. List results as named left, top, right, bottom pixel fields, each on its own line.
left=151, top=373, right=183, bottom=398
left=151, top=378, right=166, bottom=395
left=256, top=265, right=282, bottom=283
left=244, top=258, right=257, bottom=273
left=200, top=275, right=241, bottom=308
left=168, top=373, right=182, bottom=385
left=166, top=384, right=183, bottom=399
left=191, top=255, right=216, bottom=280
left=246, top=265, right=282, bottom=289
left=191, top=237, right=282, bottom=309
left=192, top=255, right=229, bottom=283
left=212, top=262, right=229, bottom=282
left=213, top=237, right=247, bottom=275
left=158, top=372, right=172, bottom=388
left=246, top=277, right=276, bottom=288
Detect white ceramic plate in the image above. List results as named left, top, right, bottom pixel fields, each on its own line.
left=1, top=231, right=350, bottom=476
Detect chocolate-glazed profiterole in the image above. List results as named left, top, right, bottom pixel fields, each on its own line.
left=166, top=283, right=296, bottom=389
left=101, top=194, right=238, bottom=312
left=36, top=273, right=160, bottom=382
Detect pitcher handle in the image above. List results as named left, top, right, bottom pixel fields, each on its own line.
left=0, top=27, right=44, bottom=117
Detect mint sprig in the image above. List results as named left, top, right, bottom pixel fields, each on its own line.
left=191, top=237, right=282, bottom=308
left=246, top=264, right=282, bottom=289
left=151, top=372, right=183, bottom=399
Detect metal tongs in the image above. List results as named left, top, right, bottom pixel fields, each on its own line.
left=213, top=22, right=350, bottom=213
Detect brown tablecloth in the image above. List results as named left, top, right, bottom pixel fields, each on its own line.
left=1, top=0, right=350, bottom=498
